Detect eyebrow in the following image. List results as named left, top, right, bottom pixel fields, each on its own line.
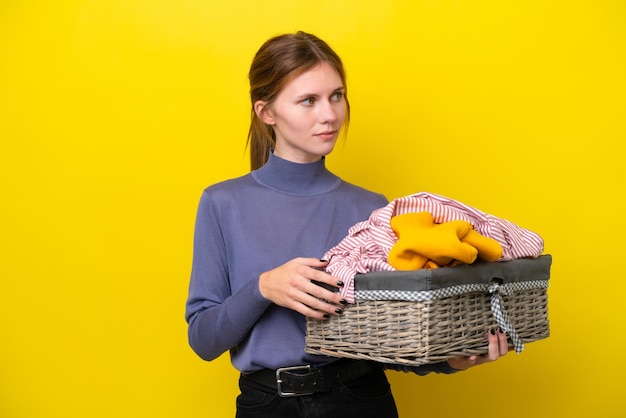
left=295, top=86, right=345, bottom=100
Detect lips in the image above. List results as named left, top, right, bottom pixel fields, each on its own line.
left=315, top=130, right=337, bottom=139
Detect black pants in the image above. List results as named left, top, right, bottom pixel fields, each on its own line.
left=235, top=365, right=398, bottom=418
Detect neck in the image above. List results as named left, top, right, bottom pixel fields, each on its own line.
left=251, top=152, right=341, bottom=196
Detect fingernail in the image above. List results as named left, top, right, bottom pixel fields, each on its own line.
left=335, top=308, right=343, bottom=315
left=498, top=327, right=506, bottom=334
left=319, top=259, right=328, bottom=262
left=323, top=314, right=330, bottom=319
left=490, top=328, right=496, bottom=335
left=340, top=299, right=348, bottom=305
left=336, top=281, right=344, bottom=287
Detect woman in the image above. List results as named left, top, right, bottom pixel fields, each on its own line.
left=185, top=31, right=509, bottom=418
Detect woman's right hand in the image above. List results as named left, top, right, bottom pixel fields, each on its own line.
left=259, top=258, right=347, bottom=319
left=446, top=328, right=511, bottom=370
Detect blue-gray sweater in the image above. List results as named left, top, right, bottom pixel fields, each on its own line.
left=185, top=153, right=456, bottom=375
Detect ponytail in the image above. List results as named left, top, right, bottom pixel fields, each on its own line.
left=246, top=112, right=274, bottom=170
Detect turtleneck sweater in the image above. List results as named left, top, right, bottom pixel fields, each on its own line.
left=185, top=153, right=456, bottom=375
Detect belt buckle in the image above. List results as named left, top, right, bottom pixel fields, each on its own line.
left=276, top=365, right=314, bottom=397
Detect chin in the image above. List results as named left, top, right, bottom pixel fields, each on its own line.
left=319, top=144, right=337, bottom=157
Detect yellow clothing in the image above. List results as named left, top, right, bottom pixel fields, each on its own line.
left=388, top=212, right=503, bottom=270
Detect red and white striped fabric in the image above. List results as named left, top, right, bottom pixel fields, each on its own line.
left=324, top=192, right=545, bottom=303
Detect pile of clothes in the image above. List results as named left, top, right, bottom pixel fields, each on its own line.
left=324, top=192, right=544, bottom=303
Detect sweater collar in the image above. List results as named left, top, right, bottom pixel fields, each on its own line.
left=251, top=152, right=342, bottom=196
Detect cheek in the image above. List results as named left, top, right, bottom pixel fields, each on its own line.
left=275, top=106, right=302, bottom=126
left=336, top=101, right=348, bottom=118
left=336, top=107, right=347, bottom=125
left=285, top=111, right=315, bottom=132
left=278, top=117, right=302, bottom=135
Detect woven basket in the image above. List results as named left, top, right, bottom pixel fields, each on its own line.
left=305, top=255, right=551, bottom=366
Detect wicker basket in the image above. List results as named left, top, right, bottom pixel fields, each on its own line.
left=305, top=255, right=551, bottom=366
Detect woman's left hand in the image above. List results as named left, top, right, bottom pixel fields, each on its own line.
left=446, top=328, right=511, bottom=370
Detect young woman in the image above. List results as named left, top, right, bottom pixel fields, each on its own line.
left=185, top=31, right=509, bottom=418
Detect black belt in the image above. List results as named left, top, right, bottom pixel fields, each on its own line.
left=241, top=359, right=377, bottom=397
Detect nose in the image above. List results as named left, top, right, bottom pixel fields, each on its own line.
left=319, top=99, right=338, bottom=124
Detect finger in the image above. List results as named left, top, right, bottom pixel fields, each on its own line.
left=497, top=329, right=509, bottom=356
left=278, top=284, right=341, bottom=318
left=307, top=272, right=345, bottom=303
left=297, top=257, right=329, bottom=270
left=293, top=301, right=329, bottom=319
left=487, top=328, right=500, bottom=361
left=316, top=258, right=329, bottom=269
left=278, top=281, right=336, bottom=317
left=310, top=268, right=344, bottom=288
left=285, top=266, right=343, bottom=308
left=300, top=290, right=345, bottom=314
left=309, top=284, right=345, bottom=307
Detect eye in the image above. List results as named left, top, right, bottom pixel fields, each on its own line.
left=301, top=97, right=315, bottom=105
left=331, top=91, right=344, bottom=102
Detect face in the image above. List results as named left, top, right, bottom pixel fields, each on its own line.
left=255, top=62, right=347, bottom=164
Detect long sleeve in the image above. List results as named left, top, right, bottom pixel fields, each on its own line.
left=185, top=190, right=272, bottom=361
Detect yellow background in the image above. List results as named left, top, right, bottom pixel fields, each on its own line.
left=1, top=1, right=625, bottom=417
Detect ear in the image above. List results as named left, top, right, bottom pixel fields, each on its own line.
left=254, top=100, right=275, bottom=125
